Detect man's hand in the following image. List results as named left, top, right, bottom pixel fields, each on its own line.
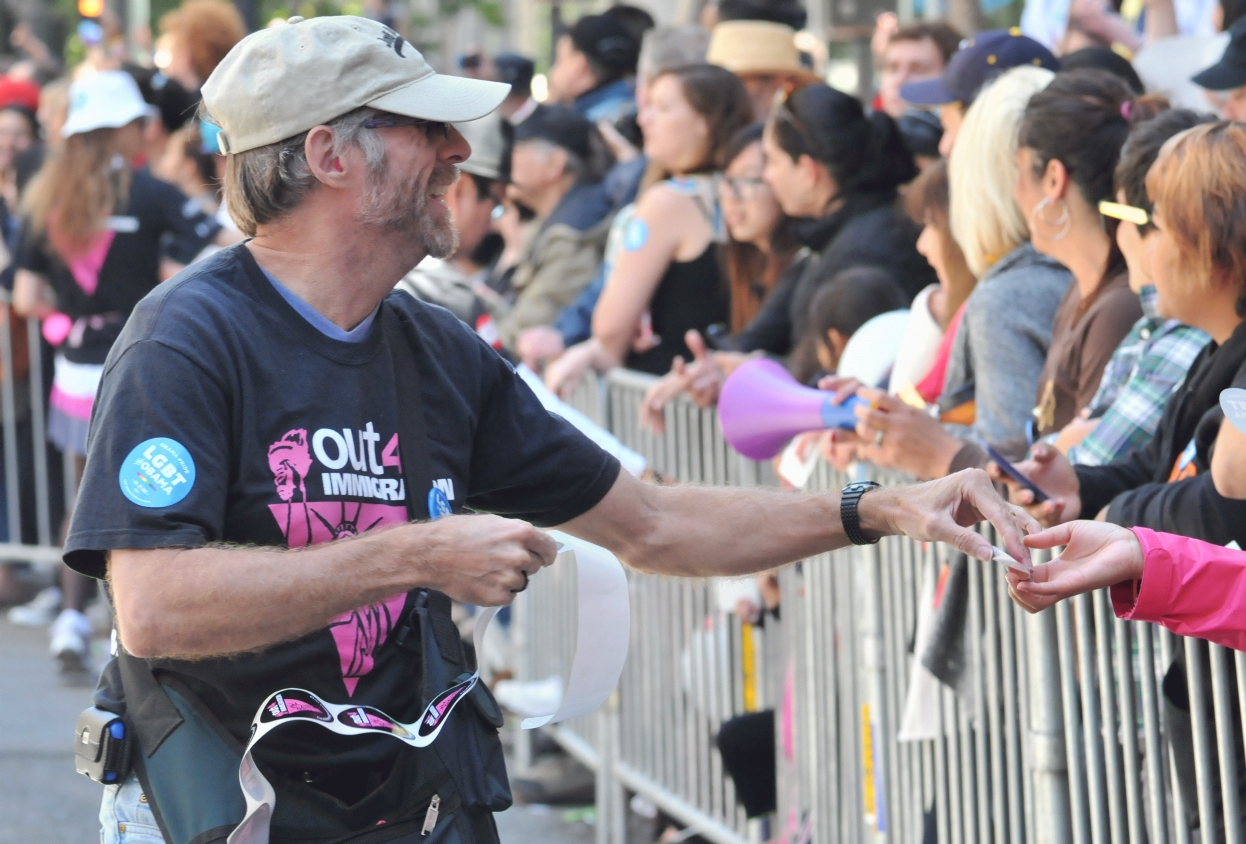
left=421, top=515, right=560, bottom=607
left=679, top=330, right=728, bottom=407
left=852, top=388, right=962, bottom=480
left=544, top=340, right=598, bottom=398
left=1004, top=521, right=1144, bottom=613
left=1054, top=415, right=1099, bottom=453
left=640, top=331, right=738, bottom=433
left=986, top=442, right=1082, bottom=527
left=641, top=364, right=692, bottom=434
left=859, top=468, right=1039, bottom=564
left=517, top=326, right=565, bottom=371
left=109, top=514, right=559, bottom=659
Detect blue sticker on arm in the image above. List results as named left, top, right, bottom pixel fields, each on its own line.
left=623, top=219, right=649, bottom=252
left=119, top=438, right=196, bottom=507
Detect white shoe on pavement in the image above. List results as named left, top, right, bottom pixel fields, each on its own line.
left=7, top=587, right=62, bottom=627
left=49, top=608, right=91, bottom=673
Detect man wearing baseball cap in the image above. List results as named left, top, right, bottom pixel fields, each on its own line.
left=901, top=27, right=1058, bottom=156
left=1193, top=16, right=1246, bottom=120
left=70, top=15, right=1037, bottom=844
left=501, top=104, right=612, bottom=349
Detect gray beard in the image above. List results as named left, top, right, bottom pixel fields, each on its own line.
left=357, top=165, right=459, bottom=259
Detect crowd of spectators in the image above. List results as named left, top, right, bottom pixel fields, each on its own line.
left=383, top=0, right=1246, bottom=835
left=5, top=0, right=1246, bottom=836
left=0, top=0, right=242, bottom=672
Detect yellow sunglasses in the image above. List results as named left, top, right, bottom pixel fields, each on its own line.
left=1098, top=200, right=1149, bottom=226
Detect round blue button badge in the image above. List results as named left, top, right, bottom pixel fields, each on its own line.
left=1223, top=388, right=1246, bottom=435
left=428, top=487, right=452, bottom=520
left=119, top=438, right=196, bottom=508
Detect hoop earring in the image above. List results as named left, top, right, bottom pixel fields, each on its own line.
left=1030, top=196, right=1071, bottom=242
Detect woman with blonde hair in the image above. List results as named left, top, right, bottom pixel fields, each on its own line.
left=11, top=71, right=227, bottom=673
left=831, top=66, right=1073, bottom=480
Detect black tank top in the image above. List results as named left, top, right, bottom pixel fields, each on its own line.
left=625, top=243, right=728, bottom=375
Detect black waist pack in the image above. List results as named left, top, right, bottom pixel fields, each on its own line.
left=92, top=588, right=509, bottom=844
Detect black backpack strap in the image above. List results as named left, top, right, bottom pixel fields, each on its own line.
left=381, top=303, right=433, bottom=521
left=382, top=303, right=511, bottom=816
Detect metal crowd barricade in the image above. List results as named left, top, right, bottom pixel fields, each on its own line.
left=514, top=366, right=1246, bottom=844
left=0, top=294, right=67, bottom=568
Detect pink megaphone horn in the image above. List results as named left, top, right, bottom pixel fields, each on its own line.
left=717, top=358, right=864, bottom=461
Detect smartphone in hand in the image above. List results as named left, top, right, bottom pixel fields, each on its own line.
left=985, top=444, right=1049, bottom=504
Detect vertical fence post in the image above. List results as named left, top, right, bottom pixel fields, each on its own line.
left=1027, top=607, right=1072, bottom=844
left=595, top=690, right=625, bottom=844
left=855, top=534, right=888, bottom=843
left=511, top=588, right=533, bottom=776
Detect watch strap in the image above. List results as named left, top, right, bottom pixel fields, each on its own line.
left=841, top=481, right=880, bottom=546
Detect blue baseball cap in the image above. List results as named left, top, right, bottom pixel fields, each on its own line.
left=900, top=28, right=1059, bottom=107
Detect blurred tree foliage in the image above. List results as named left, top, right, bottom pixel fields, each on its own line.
left=52, top=0, right=505, bottom=65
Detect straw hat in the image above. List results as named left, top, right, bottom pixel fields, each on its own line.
left=707, top=20, right=821, bottom=82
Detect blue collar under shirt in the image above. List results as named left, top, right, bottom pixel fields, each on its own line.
left=261, top=269, right=379, bottom=343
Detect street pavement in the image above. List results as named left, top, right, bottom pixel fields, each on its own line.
left=0, top=618, right=593, bottom=843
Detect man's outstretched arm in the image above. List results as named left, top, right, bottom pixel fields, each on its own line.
left=561, top=468, right=1037, bottom=578
left=108, top=514, right=558, bottom=660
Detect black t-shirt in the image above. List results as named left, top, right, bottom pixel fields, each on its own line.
left=66, top=244, right=620, bottom=773
left=17, top=169, right=220, bottom=365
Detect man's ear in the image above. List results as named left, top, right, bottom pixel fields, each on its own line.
left=304, top=125, right=352, bottom=187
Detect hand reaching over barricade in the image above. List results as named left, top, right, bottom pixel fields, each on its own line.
left=1007, top=522, right=1246, bottom=652
left=987, top=442, right=1082, bottom=527
left=1004, top=520, right=1142, bottom=613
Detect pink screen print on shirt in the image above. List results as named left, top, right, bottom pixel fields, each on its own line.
left=265, top=428, right=409, bottom=696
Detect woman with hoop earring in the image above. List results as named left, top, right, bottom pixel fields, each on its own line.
left=1012, top=70, right=1146, bottom=441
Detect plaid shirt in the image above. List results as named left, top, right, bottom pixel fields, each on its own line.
left=1069, top=287, right=1210, bottom=466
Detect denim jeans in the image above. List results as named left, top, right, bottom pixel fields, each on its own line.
left=99, top=774, right=166, bottom=843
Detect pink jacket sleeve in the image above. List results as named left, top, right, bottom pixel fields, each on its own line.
left=1110, top=527, right=1246, bottom=651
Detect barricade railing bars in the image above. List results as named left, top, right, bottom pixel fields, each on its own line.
left=516, top=367, right=1246, bottom=844
left=0, top=292, right=68, bottom=569
left=0, top=316, right=1236, bottom=844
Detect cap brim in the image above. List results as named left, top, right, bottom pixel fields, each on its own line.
left=369, top=74, right=511, bottom=123
left=1192, top=60, right=1246, bottom=91
left=900, top=77, right=955, bottom=106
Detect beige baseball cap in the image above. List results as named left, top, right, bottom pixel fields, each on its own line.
left=202, top=15, right=511, bottom=154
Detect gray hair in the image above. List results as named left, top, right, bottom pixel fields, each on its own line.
left=638, top=25, right=711, bottom=82
left=219, top=107, right=388, bottom=236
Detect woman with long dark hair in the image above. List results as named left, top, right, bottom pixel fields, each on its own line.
left=744, top=83, right=936, bottom=354
left=1011, top=69, right=1144, bottom=440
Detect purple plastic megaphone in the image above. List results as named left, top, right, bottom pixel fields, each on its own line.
left=717, top=358, right=864, bottom=460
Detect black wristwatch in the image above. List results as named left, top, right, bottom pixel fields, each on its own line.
left=841, top=480, right=881, bottom=546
